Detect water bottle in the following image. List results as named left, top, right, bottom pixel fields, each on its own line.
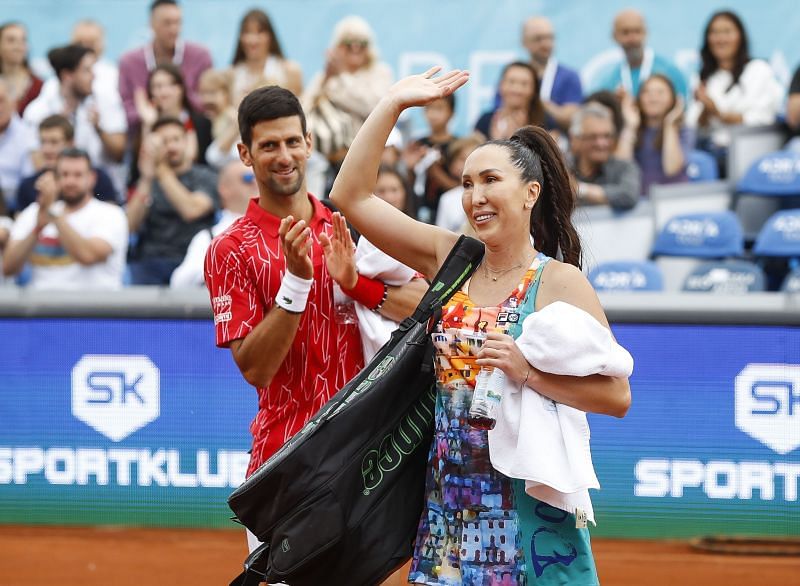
left=467, top=301, right=520, bottom=430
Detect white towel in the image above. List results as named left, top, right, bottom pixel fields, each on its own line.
left=488, top=301, right=634, bottom=524
left=353, top=238, right=417, bottom=361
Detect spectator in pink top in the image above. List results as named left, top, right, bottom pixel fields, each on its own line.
left=118, top=0, right=212, bottom=129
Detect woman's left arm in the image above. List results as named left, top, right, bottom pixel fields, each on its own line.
left=478, top=262, right=631, bottom=417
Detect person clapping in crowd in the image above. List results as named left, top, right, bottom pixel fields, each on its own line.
left=302, top=15, right=393, bottom=180
left=3, top=148, right=128, bottom=289
left=119, top=0, right=212, bottom=128
left=616, top=74, right=690, bottom=196
left=127, top=116, right=218, bottom=285
left=228, top=8, right=302, bottom=104
left=688, top=10, right=783, bottom=172
left=475, top=61, right=545, bottom=141
left=403, top=94, right=458, bottom=222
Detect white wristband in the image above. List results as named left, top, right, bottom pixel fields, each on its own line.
left=275, top=270, right=313, bottom=314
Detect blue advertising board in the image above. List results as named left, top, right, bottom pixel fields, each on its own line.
left=0, top=318, right=798, bottom=538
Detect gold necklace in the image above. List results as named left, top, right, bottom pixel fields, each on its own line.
left=482, top=251, right=535, bottom=282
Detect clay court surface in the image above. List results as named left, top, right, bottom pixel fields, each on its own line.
left=1, top=525, right=798, bottom=585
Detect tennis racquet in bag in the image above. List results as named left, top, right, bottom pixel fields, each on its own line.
left=228, top=235, right=484, bottom=586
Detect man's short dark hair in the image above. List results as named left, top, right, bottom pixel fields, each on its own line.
left=56, top=147, right=92, bottom=169
left=151, top=115, right=186, bottom=134
left=238, top=85, right=306, bottom=148
left=150, top=0, right=178, bottom=13
left=48, top=44, right=93, bottom=80
left=39, top=115, right=74, bottom=141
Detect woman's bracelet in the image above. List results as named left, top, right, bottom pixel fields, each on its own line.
left=521, top=366, right=532, bottom=390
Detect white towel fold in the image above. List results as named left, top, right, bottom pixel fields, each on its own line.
left=488, top=301, right=634, bottom=524
left=353, top=238, right=417, bottom=361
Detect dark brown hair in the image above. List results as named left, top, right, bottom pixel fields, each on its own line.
left=232, top=9, right=285, bottom=65
left=486, top=126, right=582, bottom=268
left=377, top=164, right=416, bottom=218
left=147, top=63, right=193, bottom=114
left=699, top=10, right=751, bottom=91
left=500, top=61, right=546, bottom=128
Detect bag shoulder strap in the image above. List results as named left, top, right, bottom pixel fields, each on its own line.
left=404, top=234, right=485, bottom=327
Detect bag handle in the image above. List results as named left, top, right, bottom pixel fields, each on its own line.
left=402, top=235, right=485, bottom=328
left=229, top=542, right=269, bottom=586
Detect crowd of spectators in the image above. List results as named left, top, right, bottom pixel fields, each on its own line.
left=0, top=1, right=796, bottom=290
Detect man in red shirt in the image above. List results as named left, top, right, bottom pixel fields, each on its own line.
left=203, top=85, right=425, bottom=555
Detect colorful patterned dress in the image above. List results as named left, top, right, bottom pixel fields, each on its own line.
left=409, top=253, right=599, bottom=586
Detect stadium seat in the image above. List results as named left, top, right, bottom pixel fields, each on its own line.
left=650, top=181, right=732, bottom=232
left=726, top=124, right=789, bottom=184
left=651, top=211, right=745, bottom=290
left=753, top=209, right=800, bottom=259
left=681, top=260, right=766, bottom=293
left=735, top=150, right=800, bottom=242
left=781, top=267, right=800, bottom=292
left=589, top=261, right=664, bottom=292
left=573, top=201, right=655, bottom=274
left=686, top=150, right=719, bottom=182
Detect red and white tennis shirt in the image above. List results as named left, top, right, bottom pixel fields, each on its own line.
left=204, top=195, right=364, bottom=476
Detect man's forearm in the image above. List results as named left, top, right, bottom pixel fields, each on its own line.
left=156, top=166, right=212, bottom=222
left=3, top=228, right=39, bottom=276
left=232, top=305, right=303, bottom=388
left=52, top=216, right=111, bottom=265
left=127, top=178, right=151, bottom=232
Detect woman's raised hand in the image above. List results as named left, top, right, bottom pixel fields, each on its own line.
left=386, top=67, right=469, bottom=110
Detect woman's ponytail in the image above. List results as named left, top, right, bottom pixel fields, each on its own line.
left=509, top=126, right=582, bottom=268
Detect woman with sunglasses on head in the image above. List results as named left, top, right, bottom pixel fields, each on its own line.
left=331, top=68, right=631, bottom=585
left=302, top=15, right=393, bottom=180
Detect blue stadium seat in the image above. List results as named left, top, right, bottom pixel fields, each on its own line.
left=734, top=150, right=800, bottom=242
left=652, top=211, right=744, bottom=258
left=737, top=150, right=800, bottom=196
left=781, top=267, right=800, bottom=293
left=589, top=261, right=664, bottom=292
left=753, top=209, right=800, bottom=258
left=681, top=260, right=766, bottom=293
left=686, top=150, right=719, bottom=182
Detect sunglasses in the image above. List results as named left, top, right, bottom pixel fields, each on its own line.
left=341, top=39, right=368, bottom=50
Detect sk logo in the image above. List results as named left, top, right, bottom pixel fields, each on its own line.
left=72, top=355, right=160, bottom=441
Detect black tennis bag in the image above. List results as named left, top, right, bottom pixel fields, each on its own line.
left=228, top=235, right=484, bottom=586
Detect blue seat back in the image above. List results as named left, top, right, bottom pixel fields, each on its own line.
left=782, top=267, right=800, bottom=293
left=753, top=209, right=800, bottom=257
left=652, top=211, right=744, bottom=258
left=686, top=150, right=719, bottom=182
left=589, top=261, right=664, bottom=291
left=736, top=150, right=800, bottom=196
left=682, top=260, right=766, bottom=293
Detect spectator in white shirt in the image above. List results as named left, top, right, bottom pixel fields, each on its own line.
left=2, top=148, right=128, bottom=289
left=24, top=44, right=127, bottom=190
left=170, top=159, right=251, bottom=288
left=688, top=10, right=783, bottom=159
left=0, top=77, right=36, bottom=209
